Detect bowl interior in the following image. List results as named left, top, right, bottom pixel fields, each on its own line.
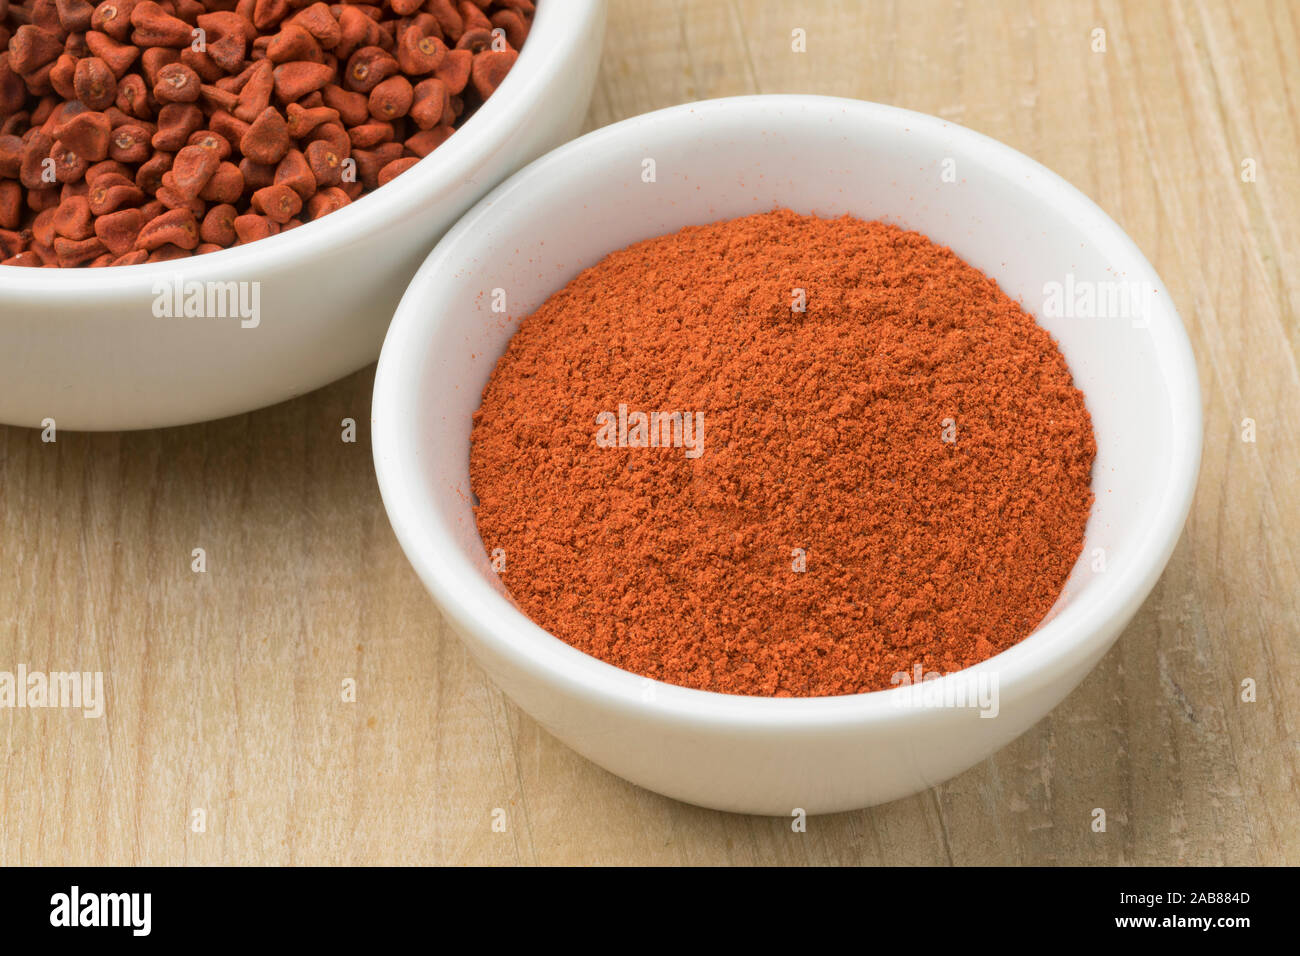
left=377, top=96, right=1200, bottom=713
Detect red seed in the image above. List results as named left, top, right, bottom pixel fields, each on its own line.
left=169, top=143, right=221, bottom=198
left=153, top=62, right=201, bottom=104
left=91, top=0, right=141, bottom=43
left=233, top=212, right=277, bottom=244
left=396, top=28, right=447, bottom=75
left=54, top=234, right=108, bottom=266
left=267, top=24, right=319, bottom=64
left=432, top=48, right=472, bottom=95
left=251, top=181, right=301, bottom=223
left=291, top=3, right=341, bottom=50
left=273, top=60, right=333, bottom=101
left=199, top=202, right=238, bottom=245
left=55, top=111, right=113, bottom=163
left=52, top=194, right=95, bottom=239
left=84, top=32, right=140, bottom=78
left=377, top=155, right=418, bottom=187
left=470, top=48, right=516, bottom=99
left=108, top=123, right=152, bottom=163
left=368, top=75, right=412, bottom=120
left=240, top=106, right=291, bottom=164
left=274, top=148, right=315, bottom=199
left=8, top=26, right=64, bottom=75
left=345, top=46, right=399, bottom=93
left=151, top=102, right=203, bottom=151
left=135, top=206, right=198, bottom=249
left=0, top=0, right=531, bottom=266
left=93, top=205, right=144, bottom=254
left=129, top=1, right=195, bottom=48
left=198, top=162, right=244, bottom=203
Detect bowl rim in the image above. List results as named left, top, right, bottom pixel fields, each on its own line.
left=0, top=0, right=606, bottom=294
left=372, top=93, right=1203, bottom=729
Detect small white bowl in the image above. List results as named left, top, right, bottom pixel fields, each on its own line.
left=372, top=95, right=1202, bottom=815
left=0, top=0, right=606, bottom=431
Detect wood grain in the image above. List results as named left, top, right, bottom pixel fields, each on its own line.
left=2, top=0, right=1296, bottom=865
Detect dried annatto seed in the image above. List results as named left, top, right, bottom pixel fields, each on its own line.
left=470, top=48, right=515, bottom=99
left=396, top=29, right=446, bottom=75
left=237, top=156, right=276, bottom=191
left=197, top=201, right=236, bottom=245
left=272, top=59, right=332, bottom=101
left=84, top=32, right=140, bottom=78
left=198, top=161, right=243, bottom=203
left=458, top=1, right=493, bottom=34
left=49, top=139, right=91, bottom=183
left=251, top=181, right=300, bottom=223
left=87, top=173, right=143, bottom=214
left=404, top=124, right=453, bottom=157
left=52, top=194, right=95, bottom=238
left=8, top=26, right=64, bottom=75
left=291, top=3, right=340, bottom=50
left=266, top=23, right=318, bottom=63
left=273, top=148, right=314, bottom=199
left=139, top=45, right=180, bottom=87
left=151, top=102, right=202, bottom=150
left=433, top=48, right=472, bottom=95
left=306, top=185, right=348, bottom=218
left=73, top=56, right=118, bottom=110
left=108, top=123, right=151, bottom=163
left=344, top=46, right=398, bottom=93
left=0, top=179, right=22, bottom=229
left=367, top=75, right=412, bottom=120
left=56, top=111, right=113, bottom=162
left=303, top=119, right=348, bottom=157
left=54, top=234, right=107, bottom=265
left=377, top=155, right=417, bottom=187
left=490, top=8, right=528, bottom=49
left=347, top=120, right=393, bottom=149
left=168, top=142, right=220, bottom=198
left=129, top=1, right=194, bottom=48
left=455, top=28, right=493, bottom=53
left=351, top=142, right=402, bottom=189
left=113, top=73, right=150, bottom=119
left=186, top=129, right=231, bottom=160
left=135, top=206, right=198, bottom=249
left=409, top=77, right=447, bottom=130
left=321, top=83, right=368, bottom=126
left=153, top=62, right=201, bottom=103
left=91, top=0, right=140, bottom=42
left=0, top=0, right=530, bottom=265
left=232, top=212, right=276, bottom=244
left=240, top=105, right=290, bottom=164
left=135, top=150, right=172, bottom=193
left=302, top=137, right=341, bottom=187
left=93, top=204, right=143, bottom=253
left=425, top=0, right=462, bottom=40
left=284, top=101, right=338, bottom=138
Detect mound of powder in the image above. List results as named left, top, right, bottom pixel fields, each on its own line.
left=469, top=209, right=1096, bottom=697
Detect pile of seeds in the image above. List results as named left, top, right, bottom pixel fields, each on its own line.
left=0, top=0, right=533, bottom=267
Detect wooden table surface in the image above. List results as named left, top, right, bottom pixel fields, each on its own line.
left=2, top=0, right=1297, bottom=866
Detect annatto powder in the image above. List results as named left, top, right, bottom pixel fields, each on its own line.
left=470, top=210, right=1096, bottom=697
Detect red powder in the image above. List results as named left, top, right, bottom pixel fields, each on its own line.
left=470, top=210, right=1096, bottom=697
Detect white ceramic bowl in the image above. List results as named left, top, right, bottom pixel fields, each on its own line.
left=0, top=0, right=606, bottom=431
left=372, top=95, right=1202, bottom=815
